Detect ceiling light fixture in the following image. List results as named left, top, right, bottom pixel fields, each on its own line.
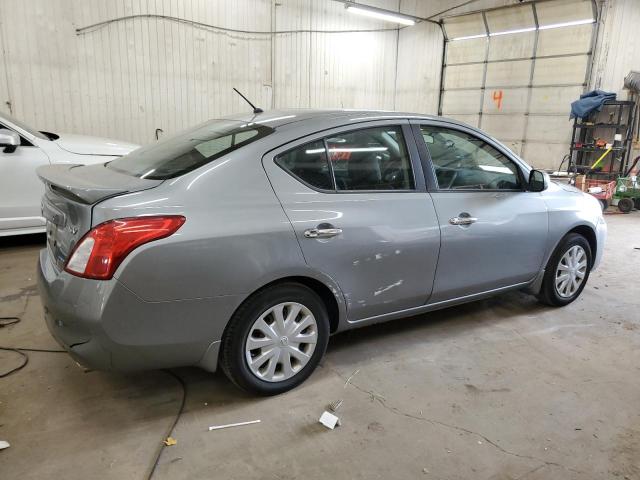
left=451, top=18, right=595, bottom=41
left=538, top=18, right=595, bottom=30
left=345, top=3, right=416, bottom=26
left=450, top=33, right=487, bottom=41
left=489, top=26, right=536, bottom=36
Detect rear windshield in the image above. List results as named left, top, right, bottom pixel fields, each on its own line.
left=107, top=120, right=274, bottom=179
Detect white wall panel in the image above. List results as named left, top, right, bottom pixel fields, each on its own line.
left=485, top=4, right=535, bottom=32
left=589, top=0, right=640, bottom=161
left=532, top=55, right=589, bottom=86
left=444, top=64, right=485, bottom=89
left=485, top=60, right=532, bottom=87
left=395, top=19, right=443, bottom=115
left=443, top=13, right=486, bottom=39
left=522, top=142, right=569, bottom=170
left=482, top=88, right=529, bottom=113
left=535, top=0, right=594, bottom=26
left=446, top=114, right=480, bottom=128
left=526, top=116, right=574, bottom=143
left=0, top=0, right=443, bottom=145
left=502, top=140, right=522, bottom=156
left=273, top=0, right=312, bottom=108
left=591, top=0, right=640, bottom=96
left=529, top=86, right=584, bottom=113
left=441, top=90, right=481, bottom=114
left=446, top=37, right=486, bottom=64
left=536, top=24, right=592, bottom=56
left=487, top=32, right=535, bottom=60
left=481, top=114, right=526, bottom=140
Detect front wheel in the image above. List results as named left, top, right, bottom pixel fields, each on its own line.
left=537, top=233, right=592, bottom=307
left=599, top=198, right=609, bottom=211
left=220, top=283, right=330, bottom=395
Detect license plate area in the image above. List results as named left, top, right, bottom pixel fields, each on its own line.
left=42, top=198, right=71, bottom=269
left=41, top=188, right=92, bottom=271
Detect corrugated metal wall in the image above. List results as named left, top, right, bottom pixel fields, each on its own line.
left=591, top=0, right=640, bottom=96
left=0, top=0, right=446, bottom=145
left=589, top=0, right=640, bottom=160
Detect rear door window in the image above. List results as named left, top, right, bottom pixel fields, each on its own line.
left=274, top=125, right=415, bottom=192
left=326, top=126, right=414, bottom=191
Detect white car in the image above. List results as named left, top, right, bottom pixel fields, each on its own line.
left=0, top=112, right=139, bottom=236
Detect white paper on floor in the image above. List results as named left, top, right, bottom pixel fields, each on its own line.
left=319, top=411, right=340, bottom=429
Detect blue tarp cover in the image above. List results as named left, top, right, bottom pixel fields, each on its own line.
left=570, top=89, right=616, bottom=119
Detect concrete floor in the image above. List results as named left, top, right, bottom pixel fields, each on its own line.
left=0, top=214, right=639, bottom=480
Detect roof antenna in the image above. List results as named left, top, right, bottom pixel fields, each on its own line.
left=233, top=88, right=263, bottom=114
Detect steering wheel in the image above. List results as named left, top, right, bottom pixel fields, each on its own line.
left=487, top=175, right=513, bottom=190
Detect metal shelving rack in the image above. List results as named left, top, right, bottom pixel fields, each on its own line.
left=568, top=100, right=635, bottom=178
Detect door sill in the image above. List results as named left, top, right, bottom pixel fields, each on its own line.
left=347, top=281, right=531, bottom=326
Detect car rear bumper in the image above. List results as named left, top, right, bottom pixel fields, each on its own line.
left=37, top=248, right=242, bottom=372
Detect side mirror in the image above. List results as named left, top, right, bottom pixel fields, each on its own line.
left=528, top=169, right=548, bottom=192
left=0, top=128, right=20, bottom=153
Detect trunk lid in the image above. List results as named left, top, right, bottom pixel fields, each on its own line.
left=37, top=163, right=162, bottom=269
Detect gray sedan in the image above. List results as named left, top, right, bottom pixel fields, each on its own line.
left=37, top=110, right=606, bottom=395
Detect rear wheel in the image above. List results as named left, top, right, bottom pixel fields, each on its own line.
left=220, top=283, right=329, bottom=395
left=618, top=197, right=634, bottom=213
left=634, top=197, right=640, bottom=210
left=537, top=233, right=592, bottom=307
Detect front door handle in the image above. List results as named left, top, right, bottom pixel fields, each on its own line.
left=304, top=225, right=342, bottom=238
left=449, top=215, right=477, bottom=226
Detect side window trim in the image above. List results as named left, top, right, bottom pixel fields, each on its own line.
left=410, top=123, right=439, bottom=192
left=274, top=139, right=335, bottom=192
left=411, top=121, right=526, bottom=193
left=322, top=137, right=338, bottom=191
left=272, top=122, right=425, bottom=194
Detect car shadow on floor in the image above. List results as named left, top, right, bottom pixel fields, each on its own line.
left=30, top=287, right=555, bottom=434
left=106, top=290, right=551, bottom=411
left=0, top=286, right=554, bottom=470
left=0, top=233, right=45, bottom=250
left=326, top=289, right=549, bottom=358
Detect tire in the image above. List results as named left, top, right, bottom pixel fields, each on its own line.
left=220, top=282, right=330, bottom=395
left=599, top=198, right=609, bottom=211
left=634, top=197, right=640, bottom=210
left=618, top=197, right=634, bottom=213
left=537, top=233, right=592, bottom=307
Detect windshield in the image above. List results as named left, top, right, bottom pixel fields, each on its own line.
left=0, top=112, right=49, bottom=140
left=107, top=120, right=273, bottom=180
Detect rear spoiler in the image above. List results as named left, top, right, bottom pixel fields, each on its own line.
left=37, top=163, right=162, bottom=204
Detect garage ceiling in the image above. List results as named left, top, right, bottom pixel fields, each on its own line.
left=439, top=0, right=597, bottom=170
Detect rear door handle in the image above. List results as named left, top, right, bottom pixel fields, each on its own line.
left=449, top=216, right=477, bottom=226
left=304, top=226, right=342, bottom=238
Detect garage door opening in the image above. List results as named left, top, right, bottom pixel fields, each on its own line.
left=439, top=0, right=597, bottom=170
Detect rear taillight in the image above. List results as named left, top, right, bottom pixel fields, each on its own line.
left=65, top=216, right=186, bottom=280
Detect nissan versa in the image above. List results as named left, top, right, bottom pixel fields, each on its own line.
left=37, top=110, right=606, bottom=395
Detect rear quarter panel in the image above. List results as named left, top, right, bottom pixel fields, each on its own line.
left=92, top=146, right=345, bottom=312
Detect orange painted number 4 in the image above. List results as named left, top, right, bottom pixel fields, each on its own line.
left=492, top=90, right=503, bottom=110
